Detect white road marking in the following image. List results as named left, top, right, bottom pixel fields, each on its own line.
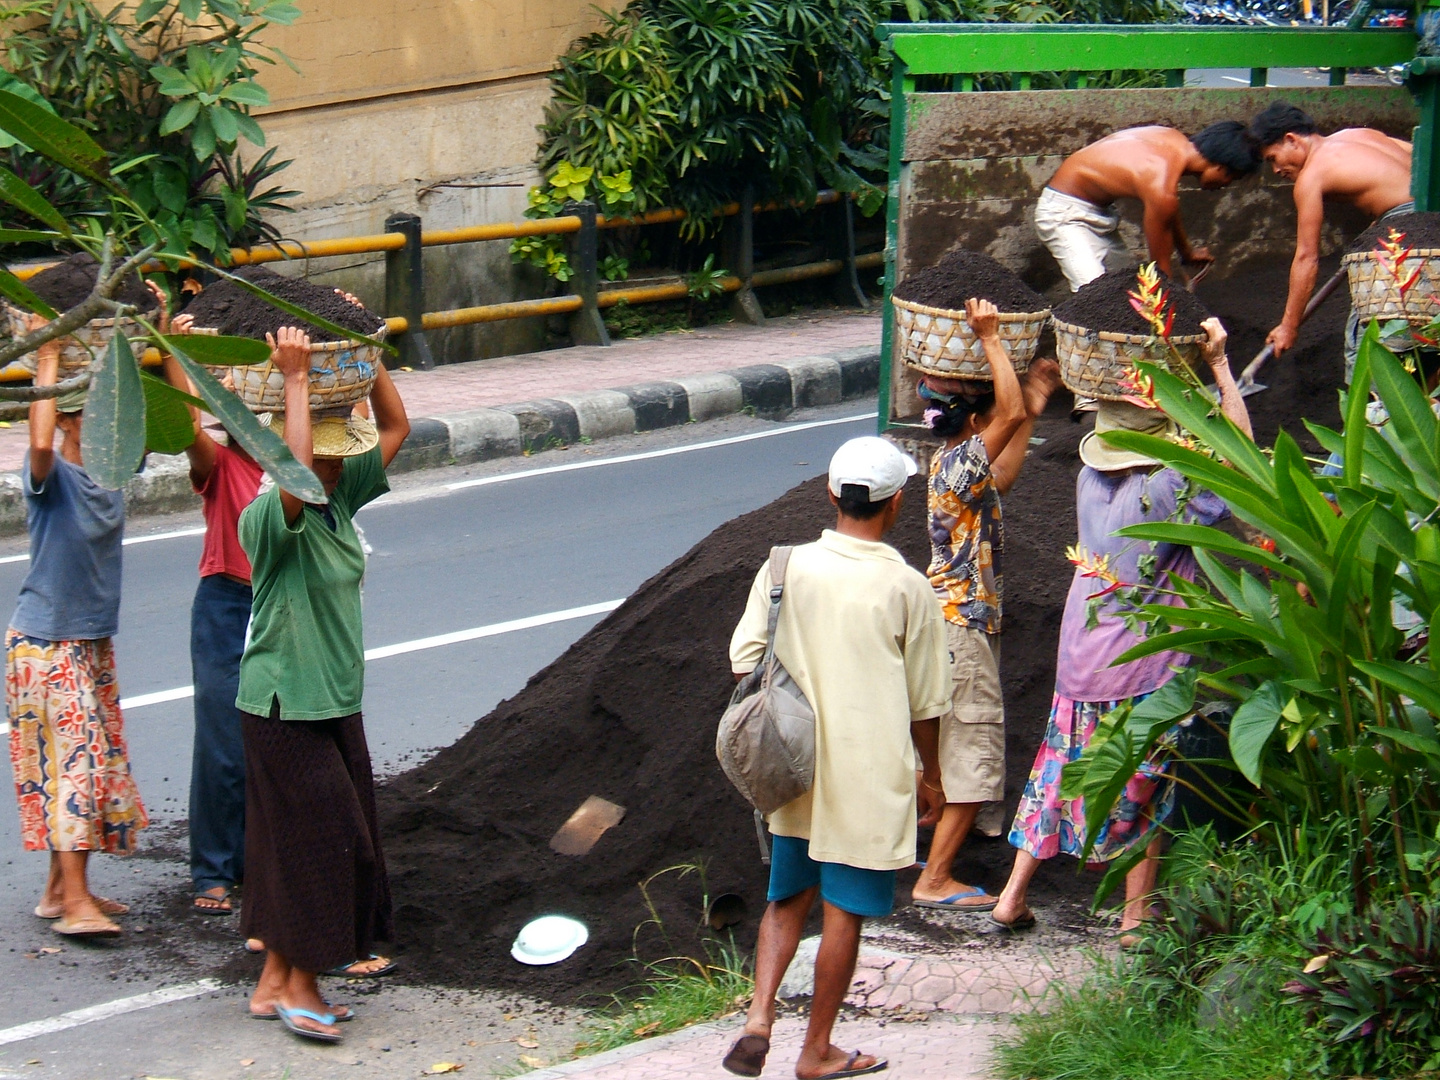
left=4, top=599, right=628, bottom=730
left=0, top=526, right=207, bottom=566
left=0, top=979, right=222, bottom=1046
left=442, top=411, right=878, bottom=493
left=1222, top=75, right=1251, bottom=83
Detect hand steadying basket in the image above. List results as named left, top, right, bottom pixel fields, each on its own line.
left=1343, top=248, right=1440, bottom=326
left=3, top=302, right=143, bottom=378
left=1054, top=319, right=1205, bottom=402
left=192, top=325, right=384, bottom=415
left=893, top=296, right=1049, bottom=380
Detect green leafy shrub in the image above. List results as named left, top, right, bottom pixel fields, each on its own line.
left=1287, top=900, right=1440, bottom=1074
left=0, top=0, right=300, bottom=259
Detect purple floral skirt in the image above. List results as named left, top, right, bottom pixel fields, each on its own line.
left=1007, top=690, right=1177, bottom=863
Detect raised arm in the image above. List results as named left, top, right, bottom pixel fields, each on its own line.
left=989, top=358, right=1061, bottom=494
left=26, top=315, right=59, bottom=485
left=969, top=299, right=1028, bottom=468
left=160, top=304, right=219, bottom=486
left=1267, top=176, right=1323, bottom=356
left=1202, top=318, right=1253, bottom=440
left=268, top=328, right=313, bottom=524
left=369, top=362, right=410, bottom=469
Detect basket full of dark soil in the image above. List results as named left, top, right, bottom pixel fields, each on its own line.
left=182, top=266, right=387, bottom=414
left=1051, top=269, right=1209, bottom=401
left=892, top=250, right=1049, bottom=379
left=4, top=252, right=159, bottom=376
left=1342, top=213, right=1440, bottom=327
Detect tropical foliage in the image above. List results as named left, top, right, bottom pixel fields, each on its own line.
left=0, top=0, right=300, bottom=259
left=0, top=88, right=372, bottom=503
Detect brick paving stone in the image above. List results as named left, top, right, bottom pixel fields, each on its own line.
left=548, top=1014, right=1007, bottom=1080
left=0, top=310, right=880, bottom=474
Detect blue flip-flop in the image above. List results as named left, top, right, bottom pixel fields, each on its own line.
left=253, top=1002, right=354, bottom=1022
left=275, top=1004, right=342, bottom=1043
left=913, top=887, right=998, bottom=912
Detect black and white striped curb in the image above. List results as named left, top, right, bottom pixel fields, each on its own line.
left=0, top=346, right=879, bottom=537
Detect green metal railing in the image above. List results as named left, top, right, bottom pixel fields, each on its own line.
left=875, top=22, right=1420, bottom=432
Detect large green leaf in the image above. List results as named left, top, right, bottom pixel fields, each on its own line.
left=0, top=229, right=65, bottom=245
left=161, top=333, right=325, bottom=504
left=1368, top=329, right=1440, bottom=491
left=1352, top=658, right=1440, bottom=719
left=139, top=371, right=199, bottom=455
left=1343, top=326, right=1374, bottom=490
left=208, top=266, right=395, bottom=354
left=1228, top=679, right=1285, bottom=786
left=1117, top=521, right=1296, bottom=578
left=156, top=333, right=271, bottom=366
left=81, top=331, right=148, bottom=490
left=1137, top=363, right=1276, bottom=490
left=0, top=269, right=58, bottom=320
left=0, top=90, right=109, bottom=184
left=0, top=167, right=72, bottom=236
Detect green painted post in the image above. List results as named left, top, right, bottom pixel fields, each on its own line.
left=1250, top=67, right=1268, bottom=86
left=878, top=61, right=913, bottom=435
left=1411, top=58, right=1440, bottom=212
left=1329, top=65, right=1347, bottom=85
left=1165, top=68, right=1185, bottom=87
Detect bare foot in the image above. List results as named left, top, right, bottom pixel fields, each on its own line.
left=796, top=1045, right=883, bottom=1079
left=250, top=962, right=288, bottom=1017
left=911, top=876, right=995, bottom=909
left=193, top=887, right=233, bottom=914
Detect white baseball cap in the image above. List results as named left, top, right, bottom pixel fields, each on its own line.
left=828, top=436, right=918, bottom=502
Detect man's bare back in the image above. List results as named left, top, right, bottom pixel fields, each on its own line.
left=1048, top=126, right=1195, bottom=207
left=1250, top=104, right=1413, bottom=356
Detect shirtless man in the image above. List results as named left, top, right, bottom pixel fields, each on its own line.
left=1036, top=122, right=1257, bottom=291
left=1248, top=101, right=1413, bottom=380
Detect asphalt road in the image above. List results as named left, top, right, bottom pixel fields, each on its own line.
left=0, top=400, right=878, bottom=1078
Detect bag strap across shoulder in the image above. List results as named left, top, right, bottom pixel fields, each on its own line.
left=760, top=545, right=794, bottom=675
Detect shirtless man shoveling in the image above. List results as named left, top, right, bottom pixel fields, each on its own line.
left=1248, top=101, right=1414, bottom=382
left=1036, top=122, right=1258, bottom=292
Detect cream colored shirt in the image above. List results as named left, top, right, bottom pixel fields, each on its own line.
left=729, top=530, right=950, bottom=871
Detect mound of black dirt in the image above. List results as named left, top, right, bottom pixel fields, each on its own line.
left=1053, top=268, right=1209, bottom=337
left=894, top=249, right=1047, bottom=313
left=1194, top=253, right=1347, bottom=451
left=1350, top=211, right=1440, bottom=253
left=182, top=266, right=385, bottom=342
left=27, top=251, right=157, bottom=314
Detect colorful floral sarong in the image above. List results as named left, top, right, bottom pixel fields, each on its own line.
left=6, top=629, right=147, bottom=853
left=1008, top=690, right=1176, bottom=863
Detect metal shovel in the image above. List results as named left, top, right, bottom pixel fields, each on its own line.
left=1233, top=266, right=1348, bottom=397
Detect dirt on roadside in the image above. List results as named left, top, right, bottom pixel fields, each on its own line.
left=371, top=253, right=1347, bottom=1006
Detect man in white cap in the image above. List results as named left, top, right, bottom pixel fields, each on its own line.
left=724, top=437, right=949, bottom=1080
left=991, top=318, right=1252, bottom=944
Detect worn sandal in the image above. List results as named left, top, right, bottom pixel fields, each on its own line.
left=35, top=896, right=128, bottom=920
left=722, top=1034, right=770, bottom=1077
left=275, top=1004, right=342, bottom=1043
left=323, top=953, right=395, bottom=978
left=815, top=1051, right=888, bottom=1078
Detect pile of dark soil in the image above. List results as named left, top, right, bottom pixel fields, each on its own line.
left=372, top=255, right=1346, bottom=1006
left=1350, top=211, right=1440, bottom=253
left=893, top=249, right=1047, bottom=312
left=182, top=266, right=385, bottom=342
left=1054, top=268, right=1209, bottom=336
left=27, top=251, right=157, bottom=314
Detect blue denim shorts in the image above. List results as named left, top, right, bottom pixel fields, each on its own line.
left=766, top=834, right=897, bottom=918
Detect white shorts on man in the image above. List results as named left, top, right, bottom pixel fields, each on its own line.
left=1033, top=186, right=1124, bottom=293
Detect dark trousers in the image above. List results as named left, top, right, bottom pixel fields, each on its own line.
left=188, top=574, right=252, bottom=893
left=240, top=707, right=392, bottom=973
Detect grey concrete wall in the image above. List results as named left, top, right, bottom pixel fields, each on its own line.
left=890, top=84, right=1419, bottom=423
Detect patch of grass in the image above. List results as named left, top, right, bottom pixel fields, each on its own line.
left=996, top=970, right=1318, bottom=1080
left=577, top=939, right=753, bottom=1056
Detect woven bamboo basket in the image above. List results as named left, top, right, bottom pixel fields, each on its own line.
left=1054, top=319, right=1205, bottom=401
left=893, top=296, right=1048, bottom=379
left=193, top=325, right=385, bottom=415
left=1342, top=248, right=1440, bottom=325
left=4, top=302, right=144, bottom=377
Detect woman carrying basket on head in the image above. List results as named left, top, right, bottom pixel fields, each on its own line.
left=910, top=299, right=1061, bottom=912
left=990, top=318, right=1249, bottom=942
left=238, top=326, right=409, bottom=1043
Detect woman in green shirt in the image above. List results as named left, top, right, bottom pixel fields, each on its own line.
left=237, top=326, right=410, bottom=1043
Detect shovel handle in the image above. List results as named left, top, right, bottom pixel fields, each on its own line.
left=1238, top=265, right=1349, bottom=386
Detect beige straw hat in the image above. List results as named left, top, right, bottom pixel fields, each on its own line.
left=1078, top=400, right=1179, bottom=473
left=257, top=412, right=379, bottom=458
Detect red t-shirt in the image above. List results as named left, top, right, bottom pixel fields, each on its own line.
left=196, top=442, right=264, bottom=582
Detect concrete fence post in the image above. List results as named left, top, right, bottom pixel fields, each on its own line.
left=565, top=200, right=611, bottom=347
left=385, top=212, right=436, bottom=370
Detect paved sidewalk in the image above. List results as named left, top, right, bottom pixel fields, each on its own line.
left=390, top=310, right=879, bottom=417
left=530, top=1014, right=1007, bottom=1080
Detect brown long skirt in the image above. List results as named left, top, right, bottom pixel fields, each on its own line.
left=240, top=707, right=393, bottom=973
